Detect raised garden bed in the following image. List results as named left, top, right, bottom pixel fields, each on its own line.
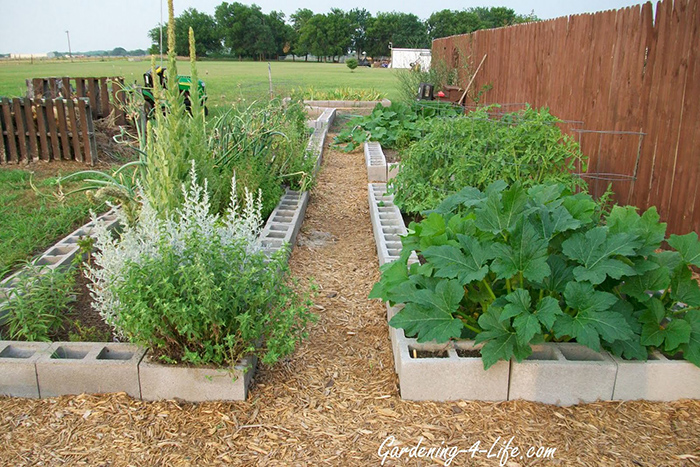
left=0, top=111, right=334, bottom=401
left=368, top=184, right=700, bottom=405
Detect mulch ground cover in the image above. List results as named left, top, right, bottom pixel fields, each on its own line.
left=1, top=115, right=698, bottom=466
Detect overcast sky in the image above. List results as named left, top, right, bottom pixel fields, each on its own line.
left=0, top=0, right=647, bottom=54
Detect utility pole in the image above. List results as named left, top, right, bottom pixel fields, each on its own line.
left=65, top=30, right=73, bottom=62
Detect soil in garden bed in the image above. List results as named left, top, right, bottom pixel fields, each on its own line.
left=383, top=148, right=400, bottom=163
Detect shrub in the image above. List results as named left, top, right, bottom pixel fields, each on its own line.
left=88, top=164, right=316, bottom=367
left=391, top=106, right=588, bottom=214
left=371, top=181, right=700, bottom=369
left=346, top=58, right=359, bottom=71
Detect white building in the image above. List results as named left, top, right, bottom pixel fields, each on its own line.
left=10, top=53, right=48, bottom=59
left=390, top=48, right=431, bottom=70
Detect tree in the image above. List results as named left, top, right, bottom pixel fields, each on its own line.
left=111, top=47, right=128, bottom=56
left=290, top=8, right=313, bottom=60
left=365, top=12, right=429, bottom=58
left=427, top=9, right=482, bottom=41
left=325, top=8, right=352, bottom=61
left=299, top=14, right=331, bottom=61
left=267, top=11, right=293, bottom=58
left=148, top=8, right=220, bottom=57
left=347, top=8, right=372, bottom=58
left=346, top=58, right=358, bottom=71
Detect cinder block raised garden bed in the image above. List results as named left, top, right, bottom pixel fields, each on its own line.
left=368, top=185, right=700, bottom=405
left=0, top=111, right=334, bottom=402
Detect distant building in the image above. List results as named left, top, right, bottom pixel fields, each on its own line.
left=10, top=53, right=48, bottom=59
left=390, top=48, right=431, bottom=70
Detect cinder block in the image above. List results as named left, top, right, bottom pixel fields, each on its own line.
left=261, top=190, right=309, bottom=257
left=36, top=342, right=146, bottom=398
left=139, top=354, right=256, bottom=401
left=365, top=142, right=387, bottom=182
left=0, top=341, right=50, bottom=398
left=390, top=325, right=509, bottom=401
left=368, top=183, right=417, bottom=266
left=612, top=351, right=700, bottom=401
left=509, top=343, right=616, bottom=406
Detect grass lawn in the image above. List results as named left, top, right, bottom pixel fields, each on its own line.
left=0, top=165, right=104, bottom=279
left=0, top=59, right=402, bottom=107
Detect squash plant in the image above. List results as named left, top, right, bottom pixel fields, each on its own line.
left=370, top=181, right=700, bottom=369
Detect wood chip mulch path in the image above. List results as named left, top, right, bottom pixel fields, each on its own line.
left=1, top=117, right=699, bottom=466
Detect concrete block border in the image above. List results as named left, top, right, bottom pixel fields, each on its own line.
left=0, top=114, right=335, bottom=402
left=36, top=342, right=145, bottom=399
left=372, top=187, right=699, bottom=404
left=364, top=142, right=400, bottom=183
left=365, top=142, right=387, bottom=182
left=612, top=351, right=700, bottom=401
left=386, top=307, right=509, bottom=401
left=284, top=97, right=391, bottom=109
left=508, top=343, right=617, bottom=406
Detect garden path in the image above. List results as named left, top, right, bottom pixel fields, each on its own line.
left=0, top=116, right=698, bottom=466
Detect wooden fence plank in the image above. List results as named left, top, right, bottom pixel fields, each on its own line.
left=11, top=98, right=28, bottom=162
left=55, top=98, right=72, bottom=160
left=0, top=105, right=6, bottom=163
left=99, top=77, right=110, bottom=118
left=1, top=98, right=18, bottom=162
left=44, top=99, right=61, bottom=161
left=34, top=98, right=50, bottom=161
left=22, top=98, right=39, bottom=161
left=61, top=77, right=71, bottom=98
left=76, top=78, right=86, bottom=99
left=77, top=99, right=95, bottom=165
left=86, top=78, right=98, bottom=118
left=66, top=99, right=82, bottom=162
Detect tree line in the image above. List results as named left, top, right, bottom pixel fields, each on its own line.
left=148, top=4, right=536, bottom=61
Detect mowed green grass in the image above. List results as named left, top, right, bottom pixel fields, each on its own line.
left=0, top=59, right=401, bottom=106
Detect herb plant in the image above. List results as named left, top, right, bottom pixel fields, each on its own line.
left=370, top=181, right=700, bottom=369
left=391, top=106, right=588, bottom=214
left=88, top=164, right=316, bottom=367
left=2, top=265, right=76, bottom=342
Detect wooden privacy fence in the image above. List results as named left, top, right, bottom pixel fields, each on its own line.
left=27, top=76, right=126, bottom=124
left=433, top=0, right=700, bottom=235
left=0, top=97, right=97, bottom=165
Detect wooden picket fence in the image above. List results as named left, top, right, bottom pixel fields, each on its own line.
left=0, top=97, right=97, bottom=165
left=27, top=76, right=126, bottom=124
left=432, top=0, right=700, bottom=235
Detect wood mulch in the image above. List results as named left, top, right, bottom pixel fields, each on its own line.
left=1, top=115, right=699, bottom=466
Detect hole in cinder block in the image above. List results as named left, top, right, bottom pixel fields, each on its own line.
left=269, top=225, right=288, bottom=232
left=96, top=347, right=133, bottom=361
left=61, top=236, right=79, bottom=244
left=276, top=210, right=296, bottom=216
left=273, top=216, right=293, bottom=223
left=526, top=347, right=558, bottom=360
left=663, top=351, right=685, bottom=361
left=382, top=227, right=402, bottom=235
left=558, top=345, right=603, bottom=362
left=456, top=348, right=481, bottom=358
left=0, top=346, right=35, bottom=359
left=408, top=346, right=448, bottom=359
left=378, top=207, right=394, bottom=213
left=71, top=229, right=89, bottom=237
left=45, top=246, right=77, bottom=256
left=385, top=242, right=402, bottom=250
left=51, top=346, right=89, bottom=360
left=35, top=256, right=61, bottom=266
left=266, top=231, right=286, bottom=239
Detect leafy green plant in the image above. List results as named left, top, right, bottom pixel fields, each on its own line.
left=333, top=101, right=461, bottom=152
left=391, top=106, right=588, bottom=214
left=2, top=265, right=76, bottom=341
left=346, top=58, right=359, bottom=71
left=395, top=58, right=459, bottom=104
left=89, top=165, right=316, bottom=367
left=370, top=181, right=700, bottom=369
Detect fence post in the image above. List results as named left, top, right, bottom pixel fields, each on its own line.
left=77, top=98, right=96, bottom=165
left=65, top=99, right=82, bottom=162
left=55, top=98, right=72, bottom=160
left=34, top=98, right=50, bottom=161
left=44, top=99, right=61, bottom=161
left=22, top=98, right=39, bottom=161
left=11, top=98, right=27, bottom=162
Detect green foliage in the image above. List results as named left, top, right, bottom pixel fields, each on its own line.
left=2, top=266, right=76, bottom=341
left=391, top=106, right=588, bottom=214
left=333, top=101, right=461, bottom=152
left=346, top=58, right=359, bottom=71
left=208, top=98, right=312, bottom=218
left=291, top=86, right=385, bottom=101
left=427, top=7, right=537, bottom=41
left=371, top=181, right=700, bottom=369
left=395, top=58, right=459, bottom=104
